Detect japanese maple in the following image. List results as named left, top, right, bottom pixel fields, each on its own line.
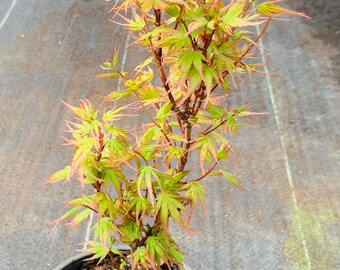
left=48, top=1, right=307, bottom=269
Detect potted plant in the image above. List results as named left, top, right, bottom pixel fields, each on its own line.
left=47, top=0, right=307, bottom=269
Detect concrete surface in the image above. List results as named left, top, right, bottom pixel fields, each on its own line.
left=0, top=0, right=339, bottom=269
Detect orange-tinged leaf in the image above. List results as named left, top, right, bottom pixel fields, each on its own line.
left=56, top=207, right=78, bottom=223
left=137, top=166, right=158, bottom=205
left=220, top=170, right=249, bottom=192
left=46, top=166, right=72, bottom=184
left=257, top=1, right=310, bottom=18
left=66, top=208, right=91, bottom=227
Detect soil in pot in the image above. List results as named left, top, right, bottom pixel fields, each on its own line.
left=81, top=251, right=181, bottom=270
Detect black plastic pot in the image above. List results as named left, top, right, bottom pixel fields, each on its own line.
left=53, top=253, right=92, bottom=270
left=53, top=252, right=192, bottom=270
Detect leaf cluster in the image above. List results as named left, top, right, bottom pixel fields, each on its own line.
left=48, top=0, right=307, bottom=269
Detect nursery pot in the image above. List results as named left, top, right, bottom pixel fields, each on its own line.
left=53, top=250, right=192, bottom=270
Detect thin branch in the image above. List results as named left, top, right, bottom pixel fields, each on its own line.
left=242, top=0, right=255, bottom=15
left=181, top=18, right=198, bottom=50
left=186, top=143, right=232, bottom=182
left=145, top=12, right=185, bottom=125
left=176, top=123, right=192, bottom=172
left=191, top=161, right=218, bottom=182
left=81, top=204, right=98, bottom=214
left=132, top=148, right=149, bottom=166
left=202, top=115, right=229, bottom=136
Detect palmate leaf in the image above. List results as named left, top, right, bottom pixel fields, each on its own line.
left=156, top=102, right=173, bottom=123
left=221, top=1, right=263, bottom=29
left=172, top=170, right=190, bottom=183
left=203, top=65, right=219, bottom=94
left=220, top=170, right=249, bottom=192
left=107, top=139, right=127, bottom=157
left=68, top=195, right=94, bottom=207
left=46, top=165, right=71, bottom=183
left=182, top=181, right=206, bottom=206
left=118, top=220, right=142, bottom=243
left=145, top=235, right=166, bottom=266
left=164, top=145, right=183, bottom=160
left=193, top=135, right=218, bottom=171
left=106, top=89, right=132, bottom=101
left=56, top=207, right=78, bottom=223
left=137, top=166, right=159, bottom=205
left=257, top=1, right=309, bottom=18
left=71, top=138, right=95, bottom=176
left=168, top=245, right=185, bottom=264
left=132, top=247, right=147, bottom=269
left=93, top=216, right=119, bottom=248
left=156, top=193, right=185, bottom=227
left=66, top=208, right=91, bottom=227
left=205, top=103, right=226, bottom=119
left=102, top=105, right=130, bottom=123
left=102, top=168, right=127, bottom=198
left=84, top=241, right=122, bottom=265
left=187, top=69, right=202, bottom=92
left=141, top=145, right=159, bottom=161
left=141, top=126, right=158, bottom=145
left=187, top=16, right=209, bottom=33
left=62, top=100, right=97, bottom=122
left=129, top=196, right=151, bottom=223
left=174, top=50, right=205, bottom=77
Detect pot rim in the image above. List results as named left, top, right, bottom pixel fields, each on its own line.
left=53, top=249, right=192, bottom=270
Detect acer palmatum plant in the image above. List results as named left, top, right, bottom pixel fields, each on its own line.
left=47, top=1, right=307, bottom=269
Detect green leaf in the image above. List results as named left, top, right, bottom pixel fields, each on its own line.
left=156, top=102, right=173, bottom=123
left=175, top=50, right=205, bottom=77
left=137, top=166, right=159, bottom=205
left=84, top=241, right=121, bottom=265
left=141, top=145, right=159, bottom=160
left=66, top=208, right=91, bottom=227
left=134, top=57, right=153, bottom=71
left=57, top=207, right=78, bottom=223
left=84, top=241, right=109, bottom=264
left=71, top=138, right=95, bottom=174
left=206, top=103, right=225, bottom=119
left=118, top=220, right=142, bottom=243
left=68, top=195, right=94, bottom=207
left=187, top=69, right=202, bottom=92
left=168, top=245, right=185, bottom=263
left=102, top=106, right=128, bottom=122
left=164, top=145, right=183, bottom=161
left=141, top=126, right=157, bottom=145
left=172, top=170, right=190, bottom=183
left=129, top=196, right=151, bottom=221
left=107, top=139, right=127, bottom=157
left=257, top=1, right=309, bottom=18
left=106, top=89, right=132, bottom=100
left=132, top=247, right=147, bottom=268
left=183, top=181, right=206, bottom=205
left=146, top=236, right=166, bottom=266
left=203, top=65, right=219, bottom=92
left=93, top=216, right=118, bottom=248
left=220, top=170, right=249, bottom=192
left=102, top=169, right=127, bottom=197
left=156, top=193, right=185, bottom=226
left=216, top=144, right=230, bottom=159
left=187, top=17, right=208, bottom=33
left=46, top=166, right=71, bottom=183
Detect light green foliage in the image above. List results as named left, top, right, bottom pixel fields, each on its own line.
left=48, top=0, right=306, bottom=268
